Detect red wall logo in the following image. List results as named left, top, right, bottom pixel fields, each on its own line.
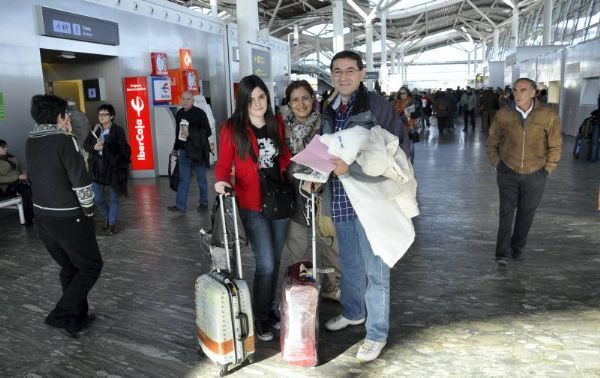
left=123, top=77, right=155, bottom=171
left=151, top=52, right=168, bottom=76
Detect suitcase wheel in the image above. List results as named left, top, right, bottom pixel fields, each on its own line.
left=218, top=364, right=228, bottom=377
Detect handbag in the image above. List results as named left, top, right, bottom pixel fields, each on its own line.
left=258, top=169, right=294, bottom=219
left=315, top=195, right=336, bottom=240
left=210, top=194, right=247, bottom=247
left=168, top=155, right=180, bottom=192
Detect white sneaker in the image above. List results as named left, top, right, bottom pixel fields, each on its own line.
left=325, top=314, right=365, bottom=331
left=321, top=288, right=341, bottom=301
left=356, top=339, right=386, bottom=362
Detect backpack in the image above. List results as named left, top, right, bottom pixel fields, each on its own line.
left=578, top=117, right=595, bottom=139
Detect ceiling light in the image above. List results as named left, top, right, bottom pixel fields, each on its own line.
left=60, top=51, right=76, bottom=59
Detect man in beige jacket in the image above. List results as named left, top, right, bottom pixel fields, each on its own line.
left=486, top=78, right=562, bottom=267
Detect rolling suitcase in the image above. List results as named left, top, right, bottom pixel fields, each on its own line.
left=195, top=191, right=255, bottom=376
left=280, top=189, right=320, bottom=367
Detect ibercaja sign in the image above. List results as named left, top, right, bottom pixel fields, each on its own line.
left=123, top=76, right=155, bottom=171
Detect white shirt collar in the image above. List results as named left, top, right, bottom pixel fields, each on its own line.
left=516, top=101, right=534, bottom=119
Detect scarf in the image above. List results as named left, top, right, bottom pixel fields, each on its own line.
left=284, top=111, right=320, bottom=155
left=29, top=123, right=67, bottom=138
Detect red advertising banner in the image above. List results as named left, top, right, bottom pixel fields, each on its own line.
left=179, top=48, right=193, bottom=70
left=168, top=69, right=182, bottom=105
left=123, top=76, right=155, bottom=171
left=151, top=52, right=168, bottom=76
left=182, top=69, right=199, bottom=94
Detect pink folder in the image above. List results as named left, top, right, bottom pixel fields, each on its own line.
left=291, top=135, right=337, bottom=174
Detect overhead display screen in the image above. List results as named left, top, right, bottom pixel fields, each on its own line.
left=38, top=6, right=120, bottom=45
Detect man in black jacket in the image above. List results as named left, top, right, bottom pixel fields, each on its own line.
left=167, top=91, right=212, bottom=212
left=26, top=94, right=103, bottom=338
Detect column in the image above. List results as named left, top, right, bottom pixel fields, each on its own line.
left=543, top=0, right=553, bottom=45
left=391, top=47, right=397, bottom=74
left=316, top=38, right=321, bottom=69
left=400, top=46, right=405, bottom=86
left=380, top=13, right=387, bottom=70
left=474, top=44, right=478, bottom=81
left=482, top=38, right=487, bottom=64
left=332, top=0, right=344, bottom=53
left=494, top=28, right=499, bottom=60
left=210, top=0, right=218, bottom=17
left=512, top=5, right=519, bottom=49
left=467, top=52, right=471, bottom=82
left=236, top=0, right=259, bottom=78
left=365, top=21, right=374, bottom=90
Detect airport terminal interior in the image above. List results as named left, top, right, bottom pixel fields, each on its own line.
left=1, top=0, right=600, bottom=376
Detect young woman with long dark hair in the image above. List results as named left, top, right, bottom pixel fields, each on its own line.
left=214, top=75, right=291, bottom=341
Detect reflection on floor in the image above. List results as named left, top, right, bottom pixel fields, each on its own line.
left=1, top=124, right=599, bottom=377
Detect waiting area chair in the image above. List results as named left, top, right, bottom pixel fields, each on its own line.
left=0, top=195, right=26, bottom=224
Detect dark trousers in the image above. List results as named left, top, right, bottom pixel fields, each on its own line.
left=495, top=162, right=547, bottom=259
left=482, top=109, right=497, bottom=133
left=463, top=109, right=476, bottom=130
left=37, top=215, right=103, bottom=331
left=437, top=117, right=451, bottom=134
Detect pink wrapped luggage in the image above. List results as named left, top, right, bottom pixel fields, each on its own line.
left=280, top=189, right=320, bottom=366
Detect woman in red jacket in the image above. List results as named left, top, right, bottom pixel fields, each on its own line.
left=214, top=75, right=291, bottom=342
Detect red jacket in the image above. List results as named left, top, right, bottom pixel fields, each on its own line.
left=214, top=115, right=291, bottom=211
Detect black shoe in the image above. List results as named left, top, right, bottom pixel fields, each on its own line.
left=511, top=248, right=523, bottom=260
left=108, top=225, right=117, bottom=235
left=81, top=313, right=96, bottom=329
left=197, top=204, right=209, bottom=212
left=167, top=205, right=184, bottom=212
left=45, top=317, right=80, bottom=338
left=60, top=326, right=80, bottom=338
left=254, top=320, right=274, bottom=341
left=102, top=219, right=109, bottom=230
left=268, top=311, right=280, bottom=331
left=496, top=257, right=508, bottom=267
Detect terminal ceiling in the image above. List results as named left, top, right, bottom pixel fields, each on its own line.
left=169, top=0, right=596, bottom=65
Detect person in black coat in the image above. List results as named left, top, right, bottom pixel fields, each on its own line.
left=84, top=104, right=130, bottom=234
left=26, top=94, right=102, bottom=338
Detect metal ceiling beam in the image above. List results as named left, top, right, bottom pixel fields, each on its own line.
left=267, top=0, right=283, bottom=31
left=465, top=0, right=497, bottom=27
left=385, top=0, right=465, bottom=20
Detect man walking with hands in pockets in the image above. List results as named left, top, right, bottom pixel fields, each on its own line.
left=487, top=78, right=562, bottom=267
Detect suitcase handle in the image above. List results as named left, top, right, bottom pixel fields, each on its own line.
left=218, top=189, right=244, bottom=279
left=237, top=312, right=249, bottom=339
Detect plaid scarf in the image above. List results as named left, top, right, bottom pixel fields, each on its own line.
left=284, top=110, right=320, bottom=155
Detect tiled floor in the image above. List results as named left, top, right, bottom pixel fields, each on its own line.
left=1, top=123, right=599, bottom=377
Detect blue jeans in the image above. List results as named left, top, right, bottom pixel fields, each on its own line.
left=335, top=217, right=390, bottom=343
left=175, top=149, right=208, bottom=210
left=240, top=209, right=289, bottom=321
left=92, top=182, right=119, bottom=225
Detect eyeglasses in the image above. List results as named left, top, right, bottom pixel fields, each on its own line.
left=332, top=68, right=360, bottom=77
left=399, top=92, right=407, bottom=95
